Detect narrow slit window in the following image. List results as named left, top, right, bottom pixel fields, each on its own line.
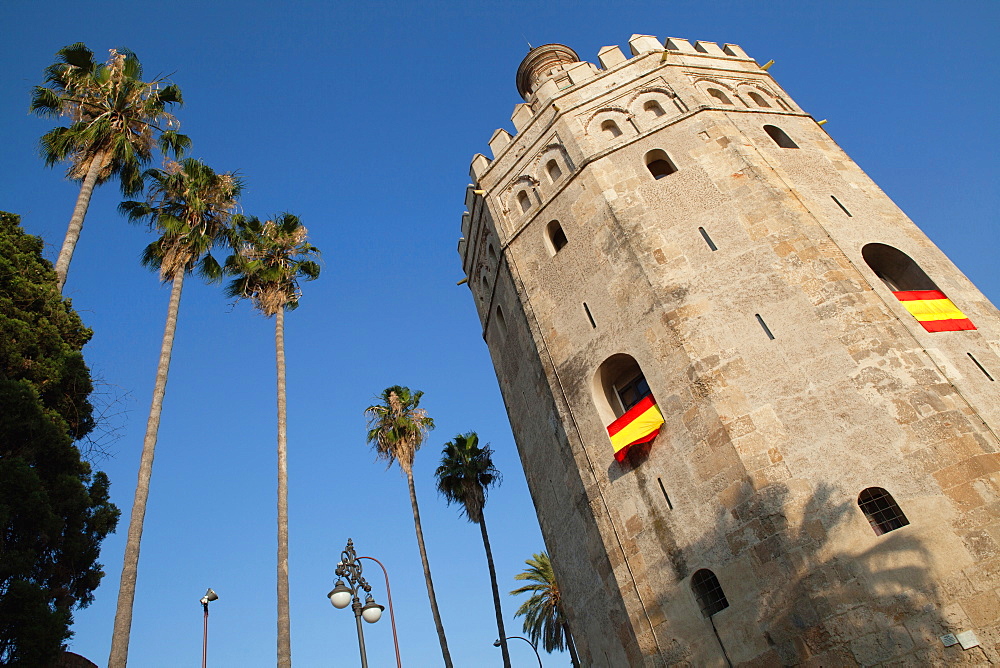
left=644, top=100, right=666, bottom=117
left=858, top=487, right=909, bottom=535
left=691, top=570, right=729, bottom=618
left=764, top=125, right=798, bottom=149
left=831, top=195, right=852, bottom=217
left=518, top=190, right=531, bottom=213
left=968, top=353, right=995, bottom=381
left=583, top=302, right=597, bottom=329
left=495, top=305, right=507, bottom=337
left=601, top=119, right=623, bottom=138
left=748, top=91, right=771, bottom=108
left=657, top=477, right=674, bottom=509
left=707, top=88, right=732, bottom=105
left=698, top=227, right=718, bottom=251
left=755, top=314, right=775, bottom=340
left=645, top=149, right=678, bottom=180
left=546, top=159, right=563, bottom=183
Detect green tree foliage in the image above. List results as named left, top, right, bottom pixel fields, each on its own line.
left=435, top=432, right=510, bottom=667
left=511, top=552, right=580, bottom=667
left=108, top=160, right=241, bottom=668
left=0, top=212, right=120, bottom=665
left=365, top=387, right=453, bottom=668
left=225, top=214, right=318, bottom=668
left=30, top=43, right=190, bottom=291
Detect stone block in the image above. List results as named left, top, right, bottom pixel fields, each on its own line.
left=664, top=37, right=698, bottom=53
left=597, top=45, right=627, bottom=69
left=628, top=34, right=663, bottom=56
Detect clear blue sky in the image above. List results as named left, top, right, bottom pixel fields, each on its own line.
left=1, top=1, right=998, bottom=666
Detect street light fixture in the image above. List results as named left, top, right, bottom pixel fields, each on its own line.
left=495, top=636, right=542, bottom=667
left=327, top=539, right=384, bottom=668
left=200, top=588, right=218, bottom=668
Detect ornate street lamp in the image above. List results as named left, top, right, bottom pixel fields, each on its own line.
left=328, top=539, right=385, bottom=667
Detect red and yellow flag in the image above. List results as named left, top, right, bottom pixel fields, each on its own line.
left=606, top=395, right=664, bottom=462
left=893, top=290, right=976, bottom=333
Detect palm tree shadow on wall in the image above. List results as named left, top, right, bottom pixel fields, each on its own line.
left=658, top=481, right=996, bottom=665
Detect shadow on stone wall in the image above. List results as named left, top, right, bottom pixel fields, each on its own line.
left=673, top=481, right=995, bottom=666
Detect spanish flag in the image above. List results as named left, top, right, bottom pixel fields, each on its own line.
left=607, top=395, right=664, bottom=463
left=893, top=290, right=976, bottom=333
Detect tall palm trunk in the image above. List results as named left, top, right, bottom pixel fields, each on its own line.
left=109, top=269, right=185, bottom=668
left=405, top=470, right=453, bottom=668
left=565, top=621, right=580, bottom=668
left=479, top=514, right=511, bottom=668
left=55, top=151, right=104, bottom=293
left=275, top=307, right=291, bottom=668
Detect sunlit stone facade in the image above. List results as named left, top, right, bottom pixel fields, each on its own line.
left=459, top=34, right=1000, bottom=666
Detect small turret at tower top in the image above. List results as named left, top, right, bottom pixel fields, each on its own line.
left=515, top=43, right=581, bottom=101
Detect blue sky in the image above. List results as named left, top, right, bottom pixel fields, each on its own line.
left=1, top=1, right=998, bottom=666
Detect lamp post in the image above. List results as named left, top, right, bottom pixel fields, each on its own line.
left=495, top=636, right=542, bottom=667
left=327, top=539, right=385, bottom=668
left=357, top=555, right=401, bottom=668
left=199, top=588, right=218, bottom=668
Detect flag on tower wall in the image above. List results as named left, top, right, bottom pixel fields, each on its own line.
left=892, top=290, right=976, bottom=333
left=606, top=395, right=664, bottom=463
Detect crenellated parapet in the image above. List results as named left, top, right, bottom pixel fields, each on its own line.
left=460, top=32, right=806, bottom=278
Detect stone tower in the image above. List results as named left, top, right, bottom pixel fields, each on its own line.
left=458, top=34, right=1000, bottom=666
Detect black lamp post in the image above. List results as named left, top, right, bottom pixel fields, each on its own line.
left=327, top=539, right=385, bottom=668
left=495, top=636, right=542, bottom=667
left=199, top=588, right=218, bottom=668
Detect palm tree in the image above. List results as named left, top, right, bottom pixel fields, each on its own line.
left=365, top=387, right=453, bottom=668
left=30, top=43, right=190, bottom=292
left=435, top=432, right=510, bottom=668
left=108, top=159, right=242, bottom=668
left=225, top=214, right=320, bottom=668
left=511, top=552, right=580, bottom=667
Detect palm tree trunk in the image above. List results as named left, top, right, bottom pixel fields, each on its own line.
left=109, top=269, right=185, bottom=668
left=406, top=470, right=453, bottom=668
left=275, top=307, right=291, bottom=668
left=565, top=621, right=580, bottom=668
left=479, top=514, right=511, bottom=668
left=55, top=151, right=103, bottom=293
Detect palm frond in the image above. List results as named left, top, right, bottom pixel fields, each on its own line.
left=364, top=386, right=433, bottom=475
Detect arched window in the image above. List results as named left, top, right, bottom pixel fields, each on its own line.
left=644, top=100, right=666, bottom=117
left=747, top=91, right=771, bottom=108
left=645, top=149, right=677, bottom=180
left=861, top=243, right=976, bottom=332
left=707, top=88, right=732, bottom=105
left=517, top=190, right=531, bottom=213
left=545, top=220, right=568, bottom=255
left=691, top=570, right=729, bottom=618
left=593, top=354, right=651, bottom=419
left=763, top=125, right=798, bottom=148
left=480, top=273, right=489, bottom=299
left=858, top=488, right=909, bottom=535
left=861, top=243, right=936, bottom=292
left=488, top=243, right=497, bottom=264
left=593, top=354, right=663, bottom=463
left=546, top=159, right=563, bottom=183
left=601, top=119, right=623, bottom=138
